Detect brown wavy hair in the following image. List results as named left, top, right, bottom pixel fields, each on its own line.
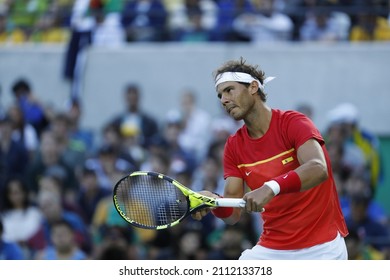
left=213, top=57, right=267, bottom=101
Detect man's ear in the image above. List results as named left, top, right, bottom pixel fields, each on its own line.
left=249, top=81, right=260, bottom=95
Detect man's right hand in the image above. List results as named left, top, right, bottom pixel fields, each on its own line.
left=191, top=190, right=220, bottom=221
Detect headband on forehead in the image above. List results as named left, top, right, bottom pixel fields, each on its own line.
left=215, top=72, right=275, bottom=91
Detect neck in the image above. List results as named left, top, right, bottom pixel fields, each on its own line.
left=244, top=103, right=272, bottom=139
left=57, top=246, right=76, bottom=260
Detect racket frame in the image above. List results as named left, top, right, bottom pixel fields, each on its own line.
left=113, top=171, right=246, bottom=230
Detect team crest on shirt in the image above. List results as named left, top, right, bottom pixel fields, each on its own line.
left=282, top=156, right=294, bottom=165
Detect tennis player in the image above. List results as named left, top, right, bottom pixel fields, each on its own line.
left=193, top=57, right=349, bottom=260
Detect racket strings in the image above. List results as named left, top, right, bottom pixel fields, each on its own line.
left=116, top=175, right=188, bottom=228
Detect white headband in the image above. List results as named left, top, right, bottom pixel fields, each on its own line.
left=215, top=72, right=275, bottom=91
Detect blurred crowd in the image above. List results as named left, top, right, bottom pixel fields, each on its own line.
left=1, top=0, right=390, bottom=45
left=0, top=75, right=389, bottom=260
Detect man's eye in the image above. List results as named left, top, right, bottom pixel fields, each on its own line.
left=217, top=94, right=222, bottom=99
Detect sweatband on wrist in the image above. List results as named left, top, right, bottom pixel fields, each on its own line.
left=211, top=194, right=233, bottom=218
left=211, top=207, right=233, bottom=218
left=272, top=170, right=301, bottom=194
left=264, top=180, right=280, bottom=196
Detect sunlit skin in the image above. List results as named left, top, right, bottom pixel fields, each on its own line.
left=192, top=79, right=329, bottom=225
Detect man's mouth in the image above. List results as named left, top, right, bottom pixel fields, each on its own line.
left=226, top=106, right=236, bottom=114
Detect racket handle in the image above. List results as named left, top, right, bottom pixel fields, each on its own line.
left=215, top=198, right=265, bottom=212
left=215, top=198, right=246, bottom=208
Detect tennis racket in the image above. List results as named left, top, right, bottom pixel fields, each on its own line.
left=113, top=171, right=249, bottom=230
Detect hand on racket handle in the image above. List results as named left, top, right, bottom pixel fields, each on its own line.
left=200, top=190, right=264, bottom=212
left=192, top=191, right=264, bottom=221
left=243, top=186, right=273, bottom=213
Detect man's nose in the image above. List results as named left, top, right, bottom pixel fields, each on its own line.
left=220, top=94, right=229, bottom=104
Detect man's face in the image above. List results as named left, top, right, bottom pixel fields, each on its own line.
left=216, top=81, right=255, bottom=121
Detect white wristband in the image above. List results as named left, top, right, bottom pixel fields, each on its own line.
left=264, top=180, right=280, bottom=196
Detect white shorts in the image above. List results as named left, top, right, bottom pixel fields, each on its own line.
left=239, top=232, right=348, bottom=260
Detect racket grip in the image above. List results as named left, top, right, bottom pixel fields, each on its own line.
left=216, top=198, right=265, bottom=212
left=216, top=198, right=246, bottom=208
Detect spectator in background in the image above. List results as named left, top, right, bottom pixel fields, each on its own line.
left=345, top=191, right=390, bottom=253
left=119, top=119, right=147, bottom=169
left=159, top=109, right=197, bottom=175
left=63, top=0, right=94, bottom=99
left=350, top=12, right=390, bottom=41
left=192, top=155, right=224, bottom=195
left=171, top=7, right=213, bottom=42
left=171, top=227, right=209, bottom=259
left=90, top=167, right=139, bottom=256
left=27, top=130, right=79, bottom=202
left=0, top=12, right=6, bottom=43
left=342, top=172, right=388, bottom=225
left=35, top=190, right=90, bottom=254
left=11, top=79, right=49, bottom=136
left=111, top=83, right=160, bottom=149
left=345, top=228, right=385, bottom=260
left=121, top=0, right=168, bottom=42
left=326, top=103, right=382, bottom=195
left=7, top=104, right=39, bottom=161
left=29, top=11, right=70, bottom=43
left=49, top=112, right=88, bottom=172
left=299, top=9, right=351, bottom=41
left=91, top=0, right=126, bottom=47
left=176, top=89, right=211, bottom=163
left=0, top=115, right=29, bottom=193
left=37, top=167, right=82, bottom=215
left=94, top=225, right=140, bottom=260
left=35, top=220, right=87, bottom=260
left=213, top=0, right=255, bottom=42
left=0, top=10, right=27, bottom=44
left=208, top=225, right=252, bottom=260
left=76, top=165, right=110, bottom=225
left=0, top=177, right=43, bottom=258
left=232, top=0, right=294, bottom=43
left=8, top=0, right=49, bottom=39
left=0, top=219, right=24, bottom=260
left=168, top=0, right=217, bottom=41
left=84, top=144, right=135, bottom=191
left=100, top=121, right=123, bottom=154
left=99, top=120, right=139, bottom=169
left=66, top=99, right=95, bottom=159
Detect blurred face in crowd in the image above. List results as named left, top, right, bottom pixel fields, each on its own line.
left=81, top=171, right=99, bottom=193
left=38, top=191, right=62, bottom=222
left=7, top=104, right=24, bottom=126
left=40, top=131, right=61, bottom=165
left=51, top=223, right=76, bottom=254
left=179, top=231, right=202, bottom=256
left=0, top=119, right=13, bottom=141
left=125, top=87, right=140, bottom=113
left=180, top=91, right=195, bottom=116
left=220, top=227, right=245, bottom=259
left=51, top=115, right=70, bottom=139
left=6, top=179, right=27, bottom=209
left=38, top=176, right=62, bottom=196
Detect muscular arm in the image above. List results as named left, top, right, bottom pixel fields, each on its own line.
left=295, top=138, right=328, bottom=191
